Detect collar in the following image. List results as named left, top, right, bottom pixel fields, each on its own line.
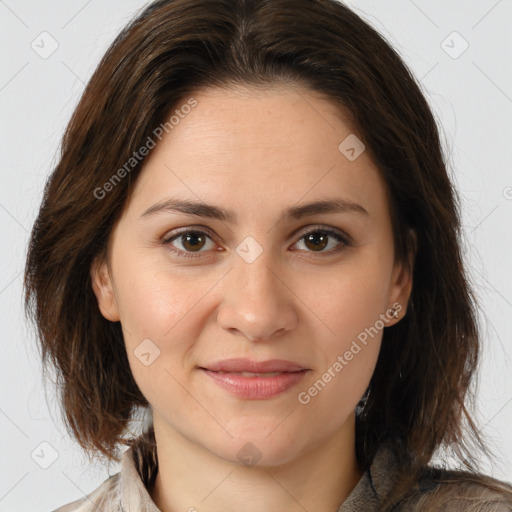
left=337, top=442, right=402, bottom=511
left=120, top=434, right=160, bottom=511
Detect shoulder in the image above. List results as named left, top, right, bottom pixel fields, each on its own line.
left=368, top=440, right=512, bottom=512
left=50, top=473, right=120, bottom=512
left=50, top=432, right=158, bottom=512
left=398, top=469, right=512, bottom=512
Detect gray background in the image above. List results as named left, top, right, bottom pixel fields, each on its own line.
left=1, top=0, right=511, bottom=510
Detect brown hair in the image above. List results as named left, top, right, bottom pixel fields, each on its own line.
left=23, top=0, right=512, bottom=507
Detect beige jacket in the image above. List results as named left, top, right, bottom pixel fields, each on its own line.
left=52, top=435, right=512, bottom=512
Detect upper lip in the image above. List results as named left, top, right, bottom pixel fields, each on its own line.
left=200, top=358, right=308, bottom=373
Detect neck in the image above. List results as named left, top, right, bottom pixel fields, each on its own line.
left=149, top=413, right=362, bottom=512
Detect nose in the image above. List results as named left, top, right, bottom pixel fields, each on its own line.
left=216, top=248, right=298, bottom=342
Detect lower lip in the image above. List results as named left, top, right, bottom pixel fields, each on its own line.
left=200, top=369, right=308, bottom=399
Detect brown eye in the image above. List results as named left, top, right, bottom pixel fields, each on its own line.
left=162, top=226, right=349, bottom=260
left=163, top=229, right=217, bottom=259
left=294, top=228, right=349, bottom=254
left=179, top=232, right=208, bottom=252
left=303, top=232, right=329, bottom=252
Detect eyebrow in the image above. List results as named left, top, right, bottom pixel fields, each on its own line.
left=140, top=197, right=369, bottom=222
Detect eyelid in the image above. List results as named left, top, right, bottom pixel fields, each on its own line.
left=293, top=224, right=352, bottom=245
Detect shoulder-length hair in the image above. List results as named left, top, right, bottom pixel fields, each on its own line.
left=23, top=0, right=512, bottom=506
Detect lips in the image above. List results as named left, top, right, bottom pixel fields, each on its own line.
left=200, top=358, right=308, bottom=373
left=198, top=358, right=310, bottom=399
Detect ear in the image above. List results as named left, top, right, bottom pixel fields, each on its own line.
left=90, top=257, right=120, bottom=322
left=387, top=229, right=417, bottom=326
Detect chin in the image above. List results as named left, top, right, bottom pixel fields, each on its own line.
left=207, top=432, right=308, bottom=469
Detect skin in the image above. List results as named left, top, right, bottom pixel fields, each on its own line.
left=91, top=84, right=414, bottom=512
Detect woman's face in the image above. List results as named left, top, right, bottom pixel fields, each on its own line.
left=92, top=84, right=413, bottom=466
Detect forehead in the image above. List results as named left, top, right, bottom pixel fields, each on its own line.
left=128, top=84, right=388, bottom=221
left=162, top=83, right=357, bottom=155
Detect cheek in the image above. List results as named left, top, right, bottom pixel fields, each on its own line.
left=111, top=251, right=225, bottom=387
left=112, top=248, right=202, bottom=339
left=113, top=261, right=203, bottom=414
left=306, top=254, right=391, bottom=341
left=298, top=331, right=382, bottom=429
left=299, top=253, right=389, bottom=401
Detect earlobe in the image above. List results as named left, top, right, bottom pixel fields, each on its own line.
left=90, top=257, right=120, bottom=322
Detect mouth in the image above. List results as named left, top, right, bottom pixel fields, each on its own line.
left=198, top=359, right=310, bottom=399
left=205, top=370, right=292, bottom=377
left=200, top=358, right=309, bottom=373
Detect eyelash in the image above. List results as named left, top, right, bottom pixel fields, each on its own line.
left=160, top=225, right=351, bottom=260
